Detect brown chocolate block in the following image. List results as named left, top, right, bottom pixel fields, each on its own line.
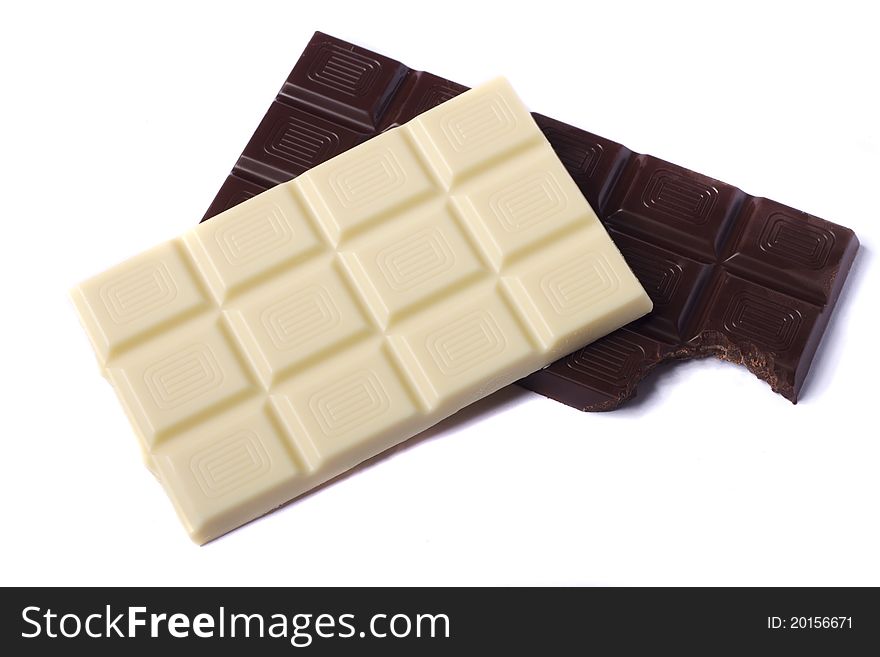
left=203, top=32, right=858, bottom=410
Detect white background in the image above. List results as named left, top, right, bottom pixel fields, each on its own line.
left=1, top=1, right=876, bottom=586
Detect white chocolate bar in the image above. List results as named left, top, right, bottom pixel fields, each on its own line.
left=72, top=79, right=652, bottom=543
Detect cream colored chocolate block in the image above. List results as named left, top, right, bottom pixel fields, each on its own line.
left=297, top=129, right=435, bottom=246
left=338, top=202, right=485, bottom=329
left=106, top=316, right=256, bottom=448
left=71, top=241, right=211, bottom=362
left=223, top=261, right=371, bottom=388
left=386, top=281, right=535, bottom=410
left=450, top=145, right=593, bottom=271
left=408, top=86, right=541, bottom=187
left=72, top=78, right=652, bottom=543
left=500, top=224, right=647, bottom=353
left=271, top=340, right=422, bottom=471
left=183, top=184, right=324, bottom=303
left=152, top=401, right=301, bottom=541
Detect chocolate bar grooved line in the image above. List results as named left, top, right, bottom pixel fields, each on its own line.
left=73, top=79, right=651, bottom=542
left=203, top=32, right=858, bottom=410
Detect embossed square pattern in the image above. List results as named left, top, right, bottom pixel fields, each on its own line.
left=73, top=79, right=651, bottom=543
left=204, top=32, right=858, bottom=411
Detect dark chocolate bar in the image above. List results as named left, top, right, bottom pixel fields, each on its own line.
left=202, top=32, right=858, bottom=411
